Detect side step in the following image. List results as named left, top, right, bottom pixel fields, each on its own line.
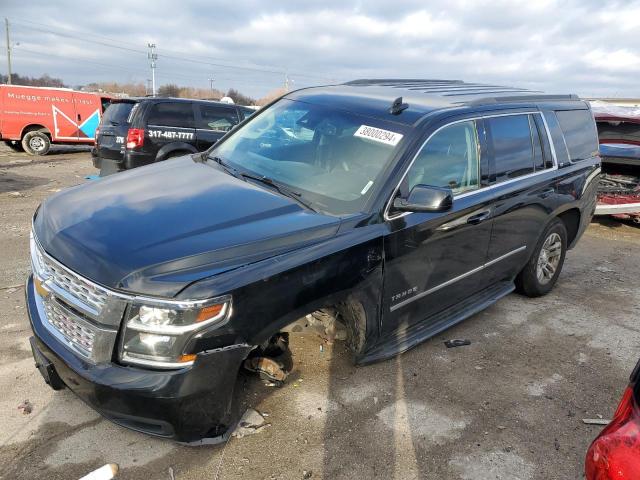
left=357, top=281, right=515, bottom=365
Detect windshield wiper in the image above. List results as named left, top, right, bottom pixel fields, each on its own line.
left=240, top=172, right=317, bottom=213
left=209, top=155, right=241, bottom=178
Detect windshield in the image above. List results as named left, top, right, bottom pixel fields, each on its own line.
left=102, top=102, right=135, bottom=126
left=210, top=99, right=405, bottom=215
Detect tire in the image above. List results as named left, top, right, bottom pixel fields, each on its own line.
left=21, top=131, right=51, bottom=156
left=515, top=218, right=567, bottom=297
left=3, top=140, right=24, bottom=152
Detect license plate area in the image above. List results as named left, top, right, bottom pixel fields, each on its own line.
left=29, top=337, right=65, bottom=391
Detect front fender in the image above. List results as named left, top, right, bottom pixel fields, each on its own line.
left=178, top=223, right=386, bottom=355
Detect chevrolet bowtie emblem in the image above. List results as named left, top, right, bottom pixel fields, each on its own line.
left=34, top=276, right=50, bottom=299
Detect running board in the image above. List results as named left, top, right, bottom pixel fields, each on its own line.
left=357, top=281, right=515, bottom=365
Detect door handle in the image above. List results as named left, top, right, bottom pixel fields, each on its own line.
left=540, top=188, right=554, bottom=199
left=467, top=210, right=491, bottom=225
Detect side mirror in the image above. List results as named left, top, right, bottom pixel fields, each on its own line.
left=393, top=184, right=453, bottom=213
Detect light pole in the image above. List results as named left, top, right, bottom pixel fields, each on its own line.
left=209, top=76, right=214, bottom=96
left=147, top=43, right=157, bottom=96
left=5, top=18, right=12, bottom=84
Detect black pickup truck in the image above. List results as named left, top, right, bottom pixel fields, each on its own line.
left=26, top=79, right=600, bottom=443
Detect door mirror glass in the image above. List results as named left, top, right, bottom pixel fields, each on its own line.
left=393, top=184, right=453, bottom=213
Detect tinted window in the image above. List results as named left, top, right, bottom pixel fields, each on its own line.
left=239, top=107, right=256, bottom=120
left=488, top=115, right=534, bottom=181
left=146, top=102, right=195, bottom=128
left=555, top=110, right=598, bottom=161
left=102, top=102, right=135, bottom=126
left=197, top=104, right=239, bottom=132
left=407, top=120, right=480, bottom=194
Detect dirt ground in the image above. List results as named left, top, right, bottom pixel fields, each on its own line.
left=0, top=143, right=639, bottom=480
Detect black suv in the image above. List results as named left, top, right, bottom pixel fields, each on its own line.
left=92, top=97, right=255, bottom=175
left=27, top=79, right=600, bottom=443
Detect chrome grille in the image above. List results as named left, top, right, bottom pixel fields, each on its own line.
left=42, top=297, right=96, bottom=357
left=31, top=234, right=124, bottom=363
left=35, top=247, right=108, bottom=314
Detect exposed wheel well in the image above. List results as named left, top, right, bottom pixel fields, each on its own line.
left=557, top=208, right=580, bottom=246
left=21, top=124, right=51, bottom=139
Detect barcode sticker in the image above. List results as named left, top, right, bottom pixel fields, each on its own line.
left=354, top=125, right=403, bottom=146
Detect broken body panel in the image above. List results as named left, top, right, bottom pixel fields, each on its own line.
left=592, top=106, right=640, bottom=221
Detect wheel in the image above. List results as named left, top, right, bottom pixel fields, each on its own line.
left=21, top=131, right=51, bottom=155
left=3, top=140, right=24, bottom=152
left=515, top=218, right=567, bottom=297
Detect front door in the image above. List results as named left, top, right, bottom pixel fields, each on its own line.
left=383, top=119, right=493, bottom=333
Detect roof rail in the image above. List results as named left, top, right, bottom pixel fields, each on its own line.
left=343, top=79, right=464, bottom=86
left=465, top=94, right=580, bottom=105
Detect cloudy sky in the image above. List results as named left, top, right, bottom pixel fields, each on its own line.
left=3, top=0, right=640, bottom=99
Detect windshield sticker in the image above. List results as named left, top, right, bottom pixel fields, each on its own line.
left=360, top=180, right=374, bottom=195
left=354, top=125, right=403, bottom=146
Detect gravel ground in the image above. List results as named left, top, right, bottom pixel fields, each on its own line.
left=0, top=144, right=639, bottom=480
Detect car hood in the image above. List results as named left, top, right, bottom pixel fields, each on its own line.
left=34, top=156, right=341, bottom=297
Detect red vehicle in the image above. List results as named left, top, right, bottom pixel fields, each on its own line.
left=585, top=359, right=640, bottom=479
left=0, top=85, right=111, bottom=155
left=591, top=102, right=640, bottom=222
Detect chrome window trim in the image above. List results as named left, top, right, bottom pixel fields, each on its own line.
left=389, top=245, right=526, bottom=312
left=384, top=111, right=560, bottom=221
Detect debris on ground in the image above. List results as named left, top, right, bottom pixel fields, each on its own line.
left=232, top=408, right=271, bottom=438
left=168, top=466, right=176, bottom=480
left=78, top=463, right=119, bottom=480
left=444, top=339, right=471, bottom=348
left=302, top=470, right=313, bottom=479
left=17, top=400, right=33, bottom=415
left=582, top=418, right=611, bottom=425
left=7, top=191, right=25, bottom=198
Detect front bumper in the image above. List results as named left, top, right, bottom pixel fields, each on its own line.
left=26, top=275, right=250, bottom=442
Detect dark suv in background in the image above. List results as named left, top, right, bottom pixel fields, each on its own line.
left=92, top=97, right=255, bottom=176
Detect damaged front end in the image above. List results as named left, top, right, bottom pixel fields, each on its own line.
left=591, top=102, right=640, bottom=222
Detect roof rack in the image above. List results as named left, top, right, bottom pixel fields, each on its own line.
left=342, top=79, right=579, bottom=105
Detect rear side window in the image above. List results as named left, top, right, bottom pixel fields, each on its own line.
left=406, top=120, right=480, bottom=194
left=239, top=107, right=255, bottom=120
left=102, top=102, right=135, bottom=126
left=197, top=104, right=239, bottom=132
left=146, top=102, right=195, bottom=128
left=555, top=109, right=598, bottom=161
left=487, top=115, right=534, bottom=181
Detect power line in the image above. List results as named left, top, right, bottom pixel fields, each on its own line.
left=9, top=17, right=337, bottom=82
left=13, top=47, right=288, bottom=90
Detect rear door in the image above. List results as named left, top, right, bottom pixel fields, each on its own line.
left=482, top=112, right=560, bottom=284
left=144, top=101, right=196, bottom=158
left=71, top=92, right=102, bottom=142
left=95, top=101, right=137, bottom=161
left=194, top=103, right=240, bottom=150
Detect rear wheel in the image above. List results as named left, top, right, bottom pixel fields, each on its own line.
left=22, top=131, right=51, bottom=156
left=515, top=218, right=567, bottom=297
left=3, top=140, right=24, bottom=152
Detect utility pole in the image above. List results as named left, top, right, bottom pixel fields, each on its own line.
left=208, top=76, right=214, bottom=95
left=147, top=43, right=157, bottom=96
left=5, top=18, right=11, bottom=84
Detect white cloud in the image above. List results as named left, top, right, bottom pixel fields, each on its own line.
left=3, top=0, right=640, bottom=98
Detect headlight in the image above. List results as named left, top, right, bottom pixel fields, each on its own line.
left=120, top=296, right=231, bottom=369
